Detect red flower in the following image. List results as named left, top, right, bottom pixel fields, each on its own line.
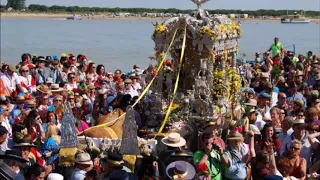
left=197, top=162, right=208, bottom=172
left=151, top=71, right=157, bottom=78
left=235, top=126, right=243, bottom=133
left=215, top=55, right=221, bottom=62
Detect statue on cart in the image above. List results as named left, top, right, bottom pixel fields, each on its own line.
left=148, top=0, right=242, bottom=129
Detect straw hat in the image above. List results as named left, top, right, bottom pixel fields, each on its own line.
left=244, top=99, right=257, bottom=107
left=166, top=161, right=196, bottom=180
left=249, top=124, right=261, bottom=135
left=228, top=131, right=243, bottom=140
left=260, top=72, right=268, bottom=78
left=295, top=70, right=304, bottom=77
left=294, top=99, right=304, bottom=107
left=88, top=84, right=96, bottom=90
left=8, top=64, right=16, bottom=71
left=12, top=139, right=37, bottom=148
left=293, top=119, right=305, bottom=125
left=75, top=153, right=93, bottom=165
left=50, top=84, right=63, bottom=92
left=36, top=84, right=52, bottom=96
left=124, top=79, right=133, bottom=84
left=161, top=132, right=186, bottom=147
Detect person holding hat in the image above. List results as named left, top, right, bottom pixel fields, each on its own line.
left=194, top=132, right=223, bottom=180
left=1, top=150, right=27, bottom=179
left=71, top=153, right=93, bottom=180
left=280, top=119, right=314, bottom=169
left=124, top=78, right=139, bottom=98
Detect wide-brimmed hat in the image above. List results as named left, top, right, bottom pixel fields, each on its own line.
left=129, top=73, right=137, bottom=79
left=0, top=150, right=28, bottom=162
left=50, top=84, right=63, bottom=92
left=36, top=84, right=52, bottom=96
left=166, top=161, right=196, bottom=180
left=0, top=161, right=17, bottom=180
left=16, top=95, right=25, bottom=102
left=294, top=98, right=304, bottom=107
left=295, top=70, right=304, bottom=77
left=124, top=79, right=132, bottom=84
left=228, top=131, right=243, bottom=140
left=170, top=150, right=193, bottom=158
left=88, top=84, right=96, bottom=90
left=293, top=118, right=305, bottom=125
left=260, top=72, right=268, bottom=78
left=244, top=99, right=257, bottom=107
left=12, top=139, right=37, bottom=148
left=75, top=153, right=93, bottom=165
left=47, top=173, right=64, bottom=180
left=260, top=92, right=271, bottom=99
left=102, top=152, right=125, bottom=169
left=45, top=56, right=53, bottom=63
left=7, top=64, right=16, bottom=71
left=37, top=56, right=45, bottom=62
left=109, top=170, right=138, bottom=180
left=161, top=132, right=186, bottom=147
left=249, top=124, right=261, bottom=135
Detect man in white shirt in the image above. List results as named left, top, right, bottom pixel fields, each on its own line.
left=123, top=79, right=139, bottom=98
left=279, top=118, right=294, bottom=142
left=1, top=64, right=24, bottom=94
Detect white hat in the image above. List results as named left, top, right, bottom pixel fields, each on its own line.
left=75, top=153, right=93, bottom=165
left=46, top=78, right=53, bottom=84
left=249, top=124, right=261, bottom=135
left=161, top=132, right=186, bottom=147
left=47, top=173, right=64, bottom=180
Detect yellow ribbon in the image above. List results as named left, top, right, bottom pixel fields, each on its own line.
left=82, top=26, right=179, bottom=133
left=158, top=24, right=187, bottom=134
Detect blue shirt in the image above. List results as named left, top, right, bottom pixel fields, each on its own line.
left=223, top=147, right=247, bottom=180
left=287, top=92, right=307, bottom=107
left=71, top=168, right=86, bottom=180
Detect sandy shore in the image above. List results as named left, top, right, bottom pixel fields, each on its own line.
left=1, top=12, right=320, bottom=22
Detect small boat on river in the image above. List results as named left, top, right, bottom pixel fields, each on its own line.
left=281, top=11, right=311, bottom=24
left=66, top=15, right=82, bottom=20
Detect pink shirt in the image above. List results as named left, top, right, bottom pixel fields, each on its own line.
left=77, top=121, right=89, bottom=132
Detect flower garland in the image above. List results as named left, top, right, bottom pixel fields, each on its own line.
left=200, top=27, right=215, bottom=40
left=152, top=24, right=167, bottom=39
left=227, top=68, right=241, bottom=100
left=211, top=68, right=226, bottom=98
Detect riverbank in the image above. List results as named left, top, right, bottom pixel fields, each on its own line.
left=1, top=12, right=320, bottom=22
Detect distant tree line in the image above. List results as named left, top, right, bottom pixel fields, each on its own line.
left=2, top=3, right=320, bottom=17
left=5, top=0, right=26, bottom=10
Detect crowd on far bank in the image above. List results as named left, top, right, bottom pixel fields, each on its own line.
left=1, top=37, right=320, bottom=180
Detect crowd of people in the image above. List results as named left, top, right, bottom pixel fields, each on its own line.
left=0, top=37, right=320, bottom=180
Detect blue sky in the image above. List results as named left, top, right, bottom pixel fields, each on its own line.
left=1, top=0, right=320, bottom=10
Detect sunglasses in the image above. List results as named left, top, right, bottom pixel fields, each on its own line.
left=22, top=70, right=29, bottom=73
left=3, top=109, right=8, bottom=111
left=54, top=100, right=62, bottom=102
left=91, top=66, right=96, bottom=69
left=69, top=76, right=75, bottom=79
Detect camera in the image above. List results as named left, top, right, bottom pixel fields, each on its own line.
left=211, top=143, right=220, bottom=151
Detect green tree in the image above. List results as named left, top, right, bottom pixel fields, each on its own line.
left=6, top=0, right=25, bottom=10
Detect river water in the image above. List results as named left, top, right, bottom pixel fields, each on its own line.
left=1, top=19, right=319, bottom=71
